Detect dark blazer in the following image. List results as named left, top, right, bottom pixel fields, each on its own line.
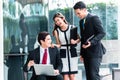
left=79, top=13, right=106, bottom=58
left=23, top=46, right=63, bottom=80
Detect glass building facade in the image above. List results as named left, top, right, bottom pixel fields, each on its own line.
left=2, top=0, right=120, bottom=80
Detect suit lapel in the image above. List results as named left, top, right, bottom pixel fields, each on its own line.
left=48, top=47, right=52, bottom=64
left=86, top=13, right=93, bottom=22
left=84, top=13, right=92, bottom=29
left=84, top=13, right=90, bottom=25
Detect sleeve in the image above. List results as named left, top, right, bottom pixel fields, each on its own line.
left=55, top=47, right=63, bottom=73
left=90, top=15, right=106, bottom=46
left=23, top=51, right=33, bottom=72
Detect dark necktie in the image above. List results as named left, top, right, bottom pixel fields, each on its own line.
left=82, top=19, right=85, bottom=30
left=42, top=49, right=47, bottom=64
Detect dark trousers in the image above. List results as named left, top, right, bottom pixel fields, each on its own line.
left=36, top=75, right=63, bottom=80
left=84, top=58, right=102, bottom=80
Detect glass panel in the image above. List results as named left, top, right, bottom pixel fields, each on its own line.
left=3, top=0, right=48, bottom=80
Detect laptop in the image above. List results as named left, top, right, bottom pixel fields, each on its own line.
left=33, top=64, right=56, bottom=76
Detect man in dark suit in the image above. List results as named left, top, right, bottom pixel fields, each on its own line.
left=73, top=1, right=106, bottom=80
left=23, top=31, right=63, bottom=80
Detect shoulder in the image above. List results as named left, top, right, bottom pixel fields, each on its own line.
left=49, top=47, right=59, bottom=55
left=87, top=13, right=98, bottom=18
left=54, top=29, right=59, bottom=37
left=49, top=46, right=58, bottom=50
left=54, top=29, right=58, bottom=33
left=87, top=14, right=100, bottom=23
left=49, top=46, right=59, bottom=53
left=90, top=14, right=99, bottom=20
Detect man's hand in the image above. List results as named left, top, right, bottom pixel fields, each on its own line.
left=54, top=69, right=60, bottom=75
left=82, top=41, right=91, bottom=49
left=27, top=60, right=35, bottom=67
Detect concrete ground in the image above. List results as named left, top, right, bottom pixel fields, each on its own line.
left=75, top=67, right=112, bottom=80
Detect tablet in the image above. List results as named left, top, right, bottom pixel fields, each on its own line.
left=70, top=27, right=77, bottom=40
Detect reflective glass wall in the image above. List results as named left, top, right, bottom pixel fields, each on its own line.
left=3, top=0, right=49, bottom=80
left=3, top=0, right=120, bottom=80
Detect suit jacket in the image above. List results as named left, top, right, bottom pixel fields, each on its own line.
left=79, top=13, right=106, bottom=58
left=23, top=46, right=63, bottom=80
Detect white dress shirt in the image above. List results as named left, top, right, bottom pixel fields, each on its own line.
left=39, top=46, right=50, bottom=64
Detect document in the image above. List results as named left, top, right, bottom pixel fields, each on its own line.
left=70, top=27, right=77, bottom=40
left=84, top=35, right=94, bottom=45
left=33, top=64, right=56, bottom=76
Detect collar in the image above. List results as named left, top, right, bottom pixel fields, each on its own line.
left=40, top=46, right=48, bottom=53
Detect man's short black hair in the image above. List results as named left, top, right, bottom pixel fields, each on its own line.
left=73, top=1, right=86, bottom=10
left=38, top=31, right=50, bottom=45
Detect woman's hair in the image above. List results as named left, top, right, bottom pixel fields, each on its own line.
left=52, top=12, right=68, bottom=36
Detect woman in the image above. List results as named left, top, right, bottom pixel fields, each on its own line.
left=52, top=12, right=80, bottom=80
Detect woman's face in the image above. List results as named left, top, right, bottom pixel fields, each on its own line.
left=54, top=17, right=64, bottom=27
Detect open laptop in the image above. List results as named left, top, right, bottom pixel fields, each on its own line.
left=33, top=64, right=56, bottom=76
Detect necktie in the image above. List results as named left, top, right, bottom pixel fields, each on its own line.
left=82, top=19, right=85, bottom=30
left=42, top=49, right=47, bottom=64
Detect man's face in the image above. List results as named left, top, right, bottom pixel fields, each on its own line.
left=41, top=35, right=52, bottom=48
left=74, top=8, right=86, bottom=19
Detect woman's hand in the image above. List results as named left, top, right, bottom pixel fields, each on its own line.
left=51, top=43, right=61, bottom=48
left=71, top=39, right=77, bottom=44
left=80, top=56, right=84, bottom=62
left=51, top=43, right=56, bottom=48
left=71, top=38, right=80, bottom=44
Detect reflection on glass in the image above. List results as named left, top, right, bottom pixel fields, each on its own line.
left=4, top=1, right=48, bottom=80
